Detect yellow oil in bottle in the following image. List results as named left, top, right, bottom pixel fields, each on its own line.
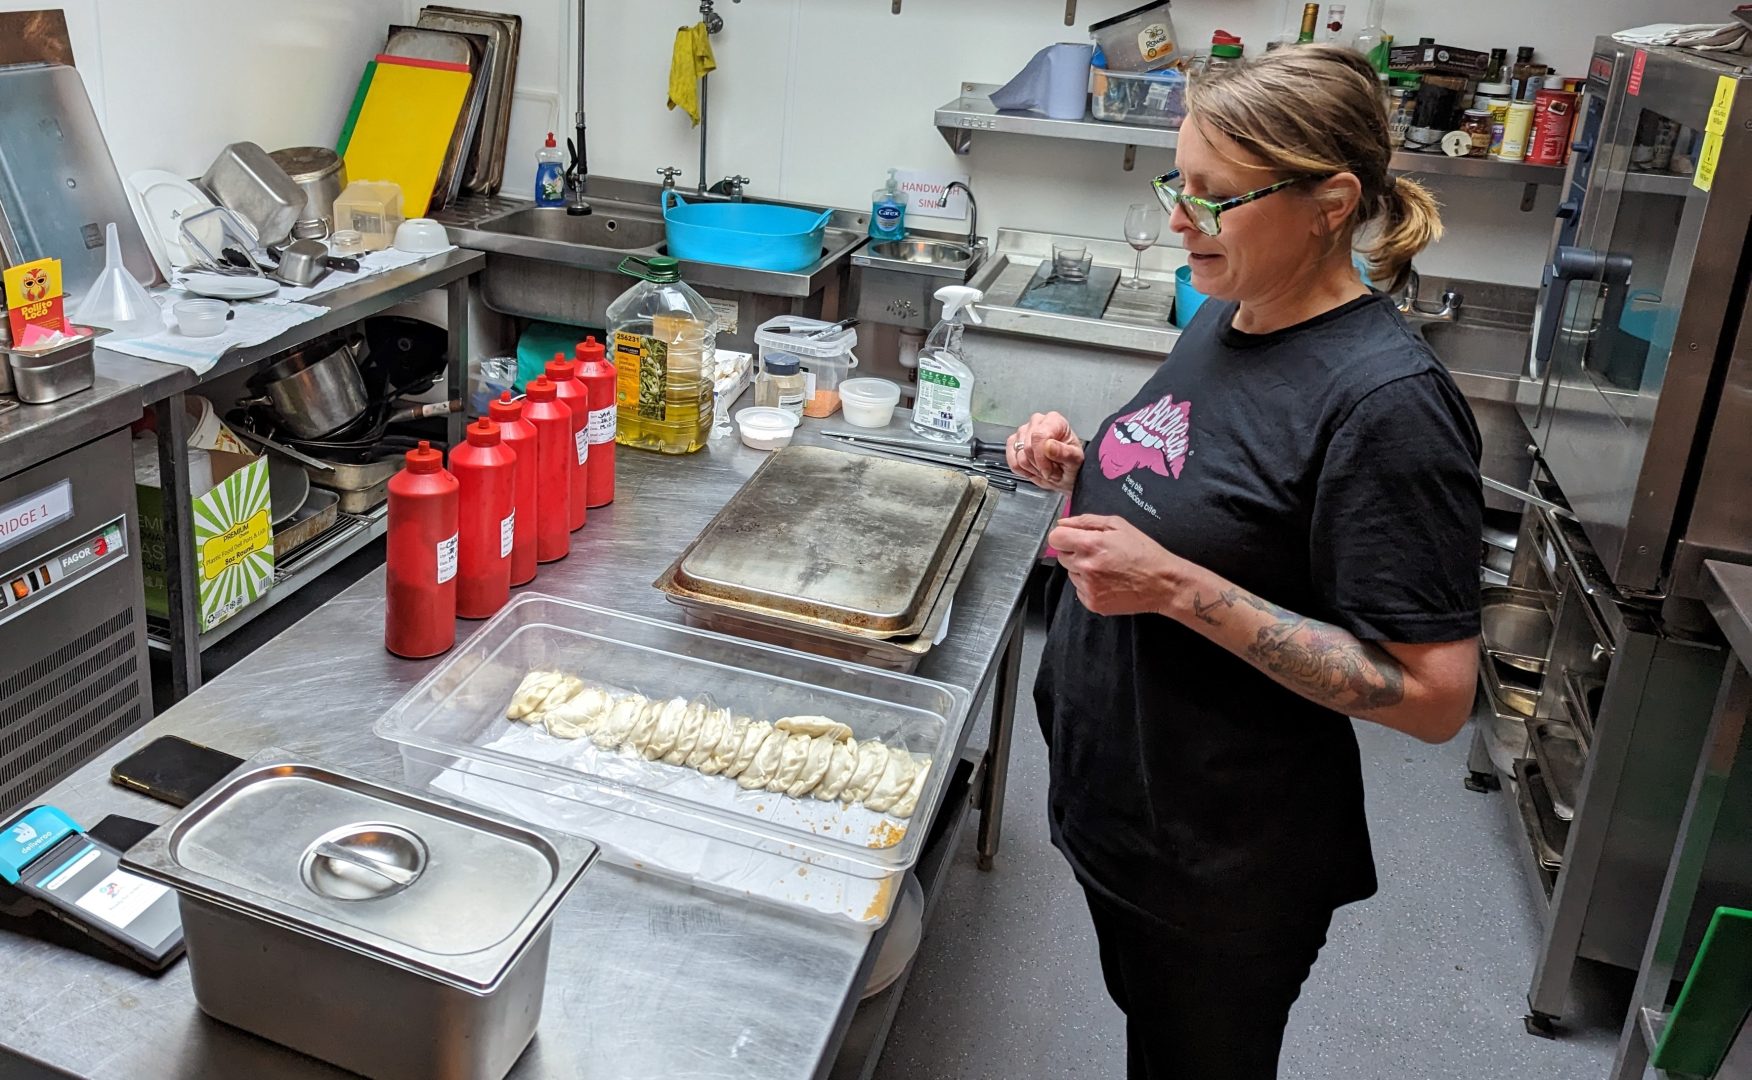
left=607, top=259, right=717, bottom=454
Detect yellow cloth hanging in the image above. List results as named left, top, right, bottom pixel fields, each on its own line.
left=666, top=22, right=717, bottom=126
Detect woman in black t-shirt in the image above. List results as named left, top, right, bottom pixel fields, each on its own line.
left=1006, top=46, right=1483, bottom=1080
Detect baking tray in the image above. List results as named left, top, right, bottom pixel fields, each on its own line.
left=661, top=446, right=986, bottom=638
left=1530, top=718, right=1586, bottom=822
left=272, top=486, right=339, bottom=559
left=660, top=485, right=996, bottom=671
left=417, top=6, right=520, bottom=195
left=384, top=24, right=488, bottom=211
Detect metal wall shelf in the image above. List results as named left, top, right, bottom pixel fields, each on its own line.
left=935, top=83, right=1570, bottom=192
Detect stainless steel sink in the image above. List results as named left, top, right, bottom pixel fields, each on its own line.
left=474, top=206, right=665, bottom=251
left=1419, top=321, right=1531, bottom=380
left=868, top=239, right=974, bottom=267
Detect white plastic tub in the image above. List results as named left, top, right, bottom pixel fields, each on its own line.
left=838, top=378, right=901, bottom=429
left=375, top=595, right=969, bottom=925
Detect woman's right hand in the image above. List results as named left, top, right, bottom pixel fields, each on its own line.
left=1006, top=412, right=1083, bottom=495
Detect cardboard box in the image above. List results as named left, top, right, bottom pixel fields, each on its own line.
left=138, top=447, right=275, bottom=633
left=1389, top=43, right=1489, bottom=79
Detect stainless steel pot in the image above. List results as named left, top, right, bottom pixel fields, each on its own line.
left=252, top=337, right=369, bottom=438
left=122, top=751, right=597, bottom=1080
left=269, top=146, right=346, bottom=240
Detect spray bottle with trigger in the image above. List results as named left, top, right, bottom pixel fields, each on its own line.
left=911, top=285, right=982, bottom=444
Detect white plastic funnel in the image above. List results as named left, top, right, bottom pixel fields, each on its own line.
left=72, top=222, right=162, bottom=339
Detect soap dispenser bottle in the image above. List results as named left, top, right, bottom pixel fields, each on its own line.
left=870, top=169, right=906, bottom=241
left=911, top=285, right=982, bottom=444
left=535, top=132, right=565, bottom=207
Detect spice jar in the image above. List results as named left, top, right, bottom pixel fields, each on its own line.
left=1461, top=109, right=1493, bottom=158
left=1386, top=87, right=1414, bottom=148
left=754, top=354, right=808, bottom=421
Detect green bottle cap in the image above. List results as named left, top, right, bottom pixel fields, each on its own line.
left=617, top=255, right=681, bottom=283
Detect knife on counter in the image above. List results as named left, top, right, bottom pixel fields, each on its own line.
left=822, top=434, right=1018, bottom=489
left=822, top=429, right=1016, bottom=467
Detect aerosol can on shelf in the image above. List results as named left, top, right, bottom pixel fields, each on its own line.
left=911, top=285, right=982, bottom=444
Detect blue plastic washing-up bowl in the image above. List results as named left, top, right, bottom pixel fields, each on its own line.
left=1174, top=265, right=1208, bottom=328
left=662, top=190, right=834, bottom=273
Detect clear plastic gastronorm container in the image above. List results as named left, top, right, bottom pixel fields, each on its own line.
left=1090, top=66, right=1189, bottom=129
left=374, top=595, right=969, bottom=927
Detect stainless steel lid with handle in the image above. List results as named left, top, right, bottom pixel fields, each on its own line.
left=668, top=445, right=984, bottom=636
left=122, top=749, right=597, bottom=992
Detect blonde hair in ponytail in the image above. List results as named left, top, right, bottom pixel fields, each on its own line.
left=1185, top=44, right=1443, bottom=294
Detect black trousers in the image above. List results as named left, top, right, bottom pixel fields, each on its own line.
left=1082, top=888, right=1331, bottom=1080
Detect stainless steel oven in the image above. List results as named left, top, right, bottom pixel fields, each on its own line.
left=1520, top=40, right=1752, bottom=604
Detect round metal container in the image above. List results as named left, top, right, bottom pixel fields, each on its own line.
left=257, top=338, right=369, bottom=438
left=270, top=146, right=347, bottom=240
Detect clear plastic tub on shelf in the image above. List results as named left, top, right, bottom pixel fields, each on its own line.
left=374, top=595, right=969, bottom=927
left=1090, top=66, right=1190, bottom=129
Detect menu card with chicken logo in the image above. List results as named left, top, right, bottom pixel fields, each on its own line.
left=3, top=257, right=66, bottom=341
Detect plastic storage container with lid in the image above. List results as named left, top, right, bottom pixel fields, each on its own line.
left=753, top=315, right=860, bottom=419
left=373, top=595, right=970, bottom=926
left=606, top=255, right=719, bottom=454
left=331, top=180, right=404, bottom=252
left=735, top=406, right=800, bottom=451
left=838, top=378, right=902, bottom=429
left=1088, top=1, right=1182, bottom=72
left=1090, top=67, right=1189, bottom=129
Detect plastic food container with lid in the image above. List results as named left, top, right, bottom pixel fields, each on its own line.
left=736, top=405, right=799, bottom=450
left=838, top=378, right=901, bottom=429
left=374, top=595, right=970, bottom=926
left=753, top=315, right=859, bottom=418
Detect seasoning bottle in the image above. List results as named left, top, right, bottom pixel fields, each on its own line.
left=488, top=391, right=538, bottom=586
left=755, top=354, right=808, bottom=421
left=449, top=418, right=515, bottom=620
left=385, top=441, right=458, bottom=659
left=1510, top=46, right=1547, bottom=100
left=574, top=335, right=617, bottom=507
left=1461, top=110, right=1493, bottom=158
left=1208, top=30, right=1243, bottom=71
left=522, top=377, right=573, bottom=564
left=544, top=354, right=590, bottom=532
left=1485, top=47, right=1508, bottom=83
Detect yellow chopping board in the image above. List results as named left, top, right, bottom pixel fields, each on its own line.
left=340, top=54, right=472, bottom=218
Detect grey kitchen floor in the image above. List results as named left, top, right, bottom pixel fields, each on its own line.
left=871, top=616, right=1632, bottom=1080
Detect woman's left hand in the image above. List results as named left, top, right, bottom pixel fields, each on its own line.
left=1049, top=514, right=1187, bottom=617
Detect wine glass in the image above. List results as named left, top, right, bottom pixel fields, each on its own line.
left=1119, top=202, right=1164, bottom=290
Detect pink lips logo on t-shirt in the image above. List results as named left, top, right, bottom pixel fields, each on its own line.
left=1098, top=393, right=1192, bottom=480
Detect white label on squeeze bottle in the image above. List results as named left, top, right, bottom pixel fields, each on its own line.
left=574, top=427, right=590, bottom=465
left=437, top=534, right=458, bottom=583
left=588, top=406, right=616, bottom=444
left=500, top=511, right=515, bottom=558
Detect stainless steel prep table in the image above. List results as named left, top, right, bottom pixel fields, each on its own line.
left=0, top=414, right=1060, bottom=1080
left=94, top=248, right=485, bottom=702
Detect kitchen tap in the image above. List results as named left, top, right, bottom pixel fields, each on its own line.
left=707, top=175, right=750, bottom=201
left=938, top=181, right=979, bottom=251
left=1395, top=267, right=1463, bottom=322
left=657, top=166, right=683, bottom=195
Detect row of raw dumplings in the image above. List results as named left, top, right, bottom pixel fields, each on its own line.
left=505, top=672, right=932, bottom=819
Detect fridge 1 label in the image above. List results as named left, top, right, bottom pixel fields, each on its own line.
left=588, top=406, right=616, bottom=444
left=574, top=426, right=590, bottom=465
left=500, top=512, right=515, bottom=558
left=436, top=534, right=458, bottom=584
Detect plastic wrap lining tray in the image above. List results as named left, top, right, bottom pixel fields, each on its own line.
left=654, top=445, right=998, bottom=671
left=375, top=596, right=970, bottom=926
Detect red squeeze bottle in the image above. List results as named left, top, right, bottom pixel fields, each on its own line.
left=523, top=376, right=573, bottom=563
left=449, top=417, right=515, bottom=619
left=544, top=353, right=590, bottom=531
left=575, top=335, right=617, bottom=507
left=385, top=440, right=459, bottom=658
left=489, top=391, right=538, bottom=586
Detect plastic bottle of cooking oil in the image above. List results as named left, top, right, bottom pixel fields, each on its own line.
left=606, top=255, right=719, bottom=454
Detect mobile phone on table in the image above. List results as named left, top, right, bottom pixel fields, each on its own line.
left=110, top=736, right=245, bottom=808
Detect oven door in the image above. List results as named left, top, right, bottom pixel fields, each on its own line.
left=1523, top=47, right=1752, bottom=597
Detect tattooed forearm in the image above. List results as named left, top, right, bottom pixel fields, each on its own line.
left=1192, top=588, right=1406, bottom=711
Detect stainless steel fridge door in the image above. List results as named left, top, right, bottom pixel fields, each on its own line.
left=1524, top=47, right=1752, bottom=597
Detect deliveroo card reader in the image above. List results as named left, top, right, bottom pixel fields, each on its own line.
left=0, top=805, right=183, bottom=970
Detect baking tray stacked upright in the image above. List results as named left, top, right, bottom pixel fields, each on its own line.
left=654, top=445, right=998, bottom=671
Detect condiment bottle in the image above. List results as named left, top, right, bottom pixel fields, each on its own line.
left=489, top=391, right=539, bottom=586
left=544, top=354, right=590, bottom=532
left=574, top=335, right=617, bottom=507
left=522, top=377, right=573, bottom=563
left=385, top=441, right=458, bottom=658
left=449, top=418, right=515, bottom=619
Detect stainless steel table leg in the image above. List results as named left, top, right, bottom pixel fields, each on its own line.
left=154, top=393, right=202, bottom=700
left=446, top=276, right=470, bottom=447
left=1609, top=658, right=1751, bottom=1079
left=977, top=612, right=1024, bottom=872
